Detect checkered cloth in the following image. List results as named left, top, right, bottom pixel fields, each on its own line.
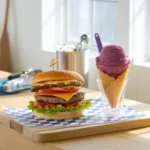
left=3, top=98, right=145, bottom=127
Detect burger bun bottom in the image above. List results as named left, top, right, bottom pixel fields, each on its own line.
left=33, top=110, right=83, bottom=120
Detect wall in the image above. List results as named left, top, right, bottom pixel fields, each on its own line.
left=4, top=0, right=150, bottom=104
left=8, top=0, right=56, bottom=72
left=0, top=0, right=5, bottom=27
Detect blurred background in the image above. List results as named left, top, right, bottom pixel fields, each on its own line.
left=0, top=0, right=150, bottom=104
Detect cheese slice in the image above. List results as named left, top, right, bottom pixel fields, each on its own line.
left=34, top=92, right=78, bottom=101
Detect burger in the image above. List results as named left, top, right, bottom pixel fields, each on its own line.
left=28, top=70, right=91, bottom=119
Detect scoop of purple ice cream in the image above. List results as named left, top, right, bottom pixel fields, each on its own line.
left=96, top=44, right=130, bottom=78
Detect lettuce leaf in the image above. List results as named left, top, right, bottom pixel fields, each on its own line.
left=27, top=100, right=92, bottom=115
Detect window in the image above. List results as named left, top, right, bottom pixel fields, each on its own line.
left=67, top=0, right=90, bottom=43
left=93, top=0, right=118, bottom=46
left=42, top=0, right=120, bottom=52
left=42, top=0, right=150, bottom=65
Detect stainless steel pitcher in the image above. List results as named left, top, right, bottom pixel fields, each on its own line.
left=56, top=49, right=90, bottom=87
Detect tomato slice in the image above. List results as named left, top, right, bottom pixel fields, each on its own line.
left=63, top=102, right=79, bottom=107
left=33, top=101, right=56, bottom=108
left=36, top=88, right=78, bottom=95
left=51, top=87, right=78, bottom=93
left=63, top=101, right=86, bottom=107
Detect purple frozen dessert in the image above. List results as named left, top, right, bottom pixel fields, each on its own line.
left=96, top=44, right=130, bottom=78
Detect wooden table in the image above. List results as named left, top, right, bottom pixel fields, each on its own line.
left=0, top=71, right=150, bottom=150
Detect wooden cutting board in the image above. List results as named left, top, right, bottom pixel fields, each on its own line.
left=0, top=109, right=150, bottom=142
left=0, top=88, right=150, bottom=143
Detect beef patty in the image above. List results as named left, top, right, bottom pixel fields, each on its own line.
left=35, top=92, right=85, bottom=104
left=31, top=81, right=82, bottom=92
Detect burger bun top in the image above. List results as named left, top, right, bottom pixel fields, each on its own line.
left=32, top=70, right=84, bottom=84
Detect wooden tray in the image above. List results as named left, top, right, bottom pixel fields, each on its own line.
left=0, top=111, right=150, bottom=142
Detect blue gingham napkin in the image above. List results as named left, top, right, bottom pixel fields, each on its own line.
left=3, top=98, right=146, bottom=127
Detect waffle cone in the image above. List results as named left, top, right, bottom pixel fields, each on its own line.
left=97, top=66, right=129, bottom=108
